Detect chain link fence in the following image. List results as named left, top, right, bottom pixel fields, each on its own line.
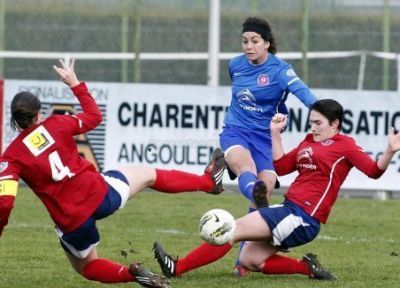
left=1, top=0, right=400, bottom=90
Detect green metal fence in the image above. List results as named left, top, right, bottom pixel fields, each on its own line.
left=0, top=0, right=399, bottom=90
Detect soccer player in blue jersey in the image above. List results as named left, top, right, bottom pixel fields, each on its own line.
left=219, top=16, right=317, bottom=276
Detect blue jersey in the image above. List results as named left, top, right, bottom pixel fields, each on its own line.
left=224, top=54, right=316, bottom=130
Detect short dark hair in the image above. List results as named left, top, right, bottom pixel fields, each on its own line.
left=310, top=99, right=343, bottom=130
left=11, top=91, right=41, bottom=131
left=242, top=17, right=277, bottom=54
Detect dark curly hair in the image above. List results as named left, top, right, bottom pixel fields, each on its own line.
left=11, top=91, right=41, bottom=131
left=242, top=17, right=277, bottom=54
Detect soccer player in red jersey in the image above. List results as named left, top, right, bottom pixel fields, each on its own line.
left=0, top=59, right=225, bottom=288
left=154, top=99, right=400, bottom=281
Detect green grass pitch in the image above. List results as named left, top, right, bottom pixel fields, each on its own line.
left=1, top=187, right=399, bottom=287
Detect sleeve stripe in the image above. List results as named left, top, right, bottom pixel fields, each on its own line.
left=0, top=175, right=13, bottom=181
left=0, top=180, right=18, bottom=196
left=287, top=77, right=300, bottom=86
left=71, top=115, right=83, bottom=128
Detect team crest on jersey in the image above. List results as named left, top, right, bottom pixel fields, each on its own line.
left=321, top=139, right=335, bottom=146
left=257, top=74, right=269, bottom=87
left=0, top=161, right=8, bottom=173
left=22, top=125, right=55, bottom=156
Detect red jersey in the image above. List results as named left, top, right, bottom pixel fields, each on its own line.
left=274, top=133, right=384, bottom=224
left=0, top=82, right=107, bottom=233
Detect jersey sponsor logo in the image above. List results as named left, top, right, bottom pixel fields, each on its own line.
left=257, top=74, right=269, bottom=87
left=235, top=89, right=263, bottom=112
left=236, top=89, right=256, bottom=106
left=233, top=72, right=241, bottom=77
left=0, top=161, right=8, bottom=173
left=296, top=147, right=317, bottom=170
left=286, top=68, right=297, bottom=77
left=297, top=147, right=313, bottom=162
left=23, top=125, right=55, bottom=156
left=321, top=139, right=335, bottom=146
left=297, top=163, right=317, bottom=170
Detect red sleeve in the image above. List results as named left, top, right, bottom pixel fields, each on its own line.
left=0, top=195, right=15, bottom=237
left=273, top=146, right=300, bottom=176
left=70, top=82, right=103, bottom=134
left=344, top=140, right=384, bottom=179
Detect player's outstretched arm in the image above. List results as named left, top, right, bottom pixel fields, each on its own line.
left=53, top=59, right=102, bottom=131
left=53, top=58, right=80, bottom=88
left=270, top=113, right=287, bottom=161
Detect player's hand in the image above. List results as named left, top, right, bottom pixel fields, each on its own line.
left=388, top=127, right=400, bottom=153
left=270, top=113, right=287, bottom=133
left=53, top=58, right=80, bottom=88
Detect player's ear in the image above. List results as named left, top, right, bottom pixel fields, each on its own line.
left=332, top=119, right=339, bottom=130
left=33, top=111, right=41, bottom=124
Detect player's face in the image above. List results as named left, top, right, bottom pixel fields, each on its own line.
left=309, top=110, right=339, bottom=142
left=242, top=32, right=270, bottom=64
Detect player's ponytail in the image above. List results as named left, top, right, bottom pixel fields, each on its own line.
left=10, top=91, right=41, bottom=131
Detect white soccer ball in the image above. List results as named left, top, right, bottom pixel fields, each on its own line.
left=199, top=209, right=236, bottom=245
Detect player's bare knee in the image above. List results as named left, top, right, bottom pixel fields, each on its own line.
left=239, top=255, right=264, bottom=272
left=68, top=259, right=87, bottom=275
left=226, top=156, right=256, bottom=175
left=119, top=165, right=156, bottom=187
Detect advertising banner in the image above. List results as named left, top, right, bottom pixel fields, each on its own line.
left=103, top=83, right=227, bottom=173
left=2, top=80, right=400, bottom=191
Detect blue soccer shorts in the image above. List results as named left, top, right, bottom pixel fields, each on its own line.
left=219, top=125, right=275, bottom=173
left=55, top=170, right=130, bottom=259
left=258, top=200, right=320, bottom=249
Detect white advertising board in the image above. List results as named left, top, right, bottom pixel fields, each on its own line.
left=103, top=83, right=227, bottom=173
left=2, top=80, right=400, bottom=191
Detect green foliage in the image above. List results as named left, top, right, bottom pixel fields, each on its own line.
left=1, top=187, right=399, bottom=287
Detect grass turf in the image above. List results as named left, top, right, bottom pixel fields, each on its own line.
left=0, top=187, right=399, bottom=287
